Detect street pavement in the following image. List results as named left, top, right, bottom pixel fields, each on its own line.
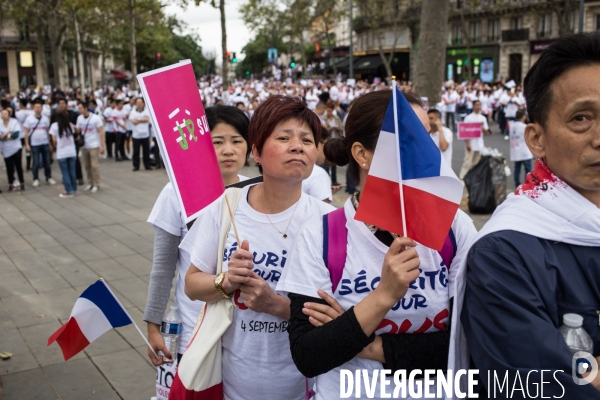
left=0, top=120, right=512, bottom=399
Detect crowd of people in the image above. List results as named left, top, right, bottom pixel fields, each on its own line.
left=143, top=33, right=597, bottom=400
left=1, top=32, right=597, bottom=400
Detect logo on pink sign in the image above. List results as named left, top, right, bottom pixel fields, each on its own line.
left=138, top=61, right=224, bottom=222
left=457, top=122, right=483, bottom=140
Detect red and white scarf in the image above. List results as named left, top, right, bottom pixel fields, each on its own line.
left=446, top=159, right=600, bottom=399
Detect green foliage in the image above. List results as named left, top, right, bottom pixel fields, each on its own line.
left=236, top=31, right=287, bottom=76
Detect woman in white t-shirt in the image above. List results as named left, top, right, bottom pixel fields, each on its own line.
left=277, top=90, right=477, bottom=400
left=128, top=98, right=151, bottom=171
left=0, top=109, right=24, bottom=192
left=181, top=96, right=334, bottom=400
left=49, top=110, right=78, bottom=198
left=144, top=105, right=253, bottom=367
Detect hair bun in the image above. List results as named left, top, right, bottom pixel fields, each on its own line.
left=323, top=137, right=350, bottom=166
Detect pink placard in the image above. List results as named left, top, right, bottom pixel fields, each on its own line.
left=457, top=122, right=483, bottom=140
left=138, top=60, right=224, bottom=222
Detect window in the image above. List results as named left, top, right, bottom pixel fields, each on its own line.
left=470, top=21, right=482, bottom=43
left=569, top=11, right=577, bottom=33
left=538, top=13, right=553, bottom=38
left=453, top=24, right=463, bottom=45
left=510, top=17, right=523, bottom=30
left=488, top=18, right=500, bottom=41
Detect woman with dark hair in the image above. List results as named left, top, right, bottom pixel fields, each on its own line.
left=277, top=90, right=477, bottom=399
left=49, top=109, right=77, bottom=198
left=145, top=105, right=252, bottom=366
left=0, top=108, right=23, bottom=192
left=181, top=96, right=334, bottom=399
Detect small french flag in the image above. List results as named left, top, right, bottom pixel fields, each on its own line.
left=47, top=279, right=134, bottom=361
left=355, top=86, right=463, bottom=251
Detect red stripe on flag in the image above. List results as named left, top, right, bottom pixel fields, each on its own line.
left=355, top=176, right=458, bottom=251
left=168, top=373, right=223, bottom=400
left=355, top=176, right=403, bottom=235
left=47, top=317, right=90, bottom=361
left=403, top=185, right=458, bottom=251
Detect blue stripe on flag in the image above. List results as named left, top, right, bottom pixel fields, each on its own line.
left=80, top=281, right=133, bottom=328
left=382, top=87, right=442, bottom=180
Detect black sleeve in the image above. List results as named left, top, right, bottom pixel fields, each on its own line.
left=288, top=293, right=375, bottom=378
left=380, top=330, right=450, bottom=373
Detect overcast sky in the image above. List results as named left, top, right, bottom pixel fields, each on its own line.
left=164, top=0, right=252, bottom=60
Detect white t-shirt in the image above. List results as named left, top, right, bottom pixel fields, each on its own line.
left=0, top=118, right=23, bottom=158
left=500, top=94, right=521, bottom=118
left=123, top=103, right=133, bottom=131
left=179, top=184, right=334, bottom=400
left=430, top=126, right=453, bottom=166
left=103, top=107, right=114, bottom=132
left=462, top=112, right=488, bottom=152
left=15, top=109, right=33, bottom=139
left=76, top=114, right=104, bottom=149
left=23, top=114, right=50, bottom=146
left=509, top=120, right=534, bottom=162
left=49, top=122, right=77, bottom=159
left=112, top=108, right=127, bottom=133
left=147, top=175, right=249, bottom=354
left=128, top=108, right=151, bottom=139
left=443, top=91, right=460, bottom=113
left=277, top=199, right=477, bottom=400
left=302, top=165, right=332, bottom=202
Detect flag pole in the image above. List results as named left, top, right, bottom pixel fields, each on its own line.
left=391, top=77, right=408, bottom=237
left=100, top=279, right=159, bottom=359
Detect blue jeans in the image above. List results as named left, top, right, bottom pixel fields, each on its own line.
left=31, top=144, right=51, bottom=181
left=58, top=157, right=77, bottom=194
left=514, top=159, right=532, bottom=187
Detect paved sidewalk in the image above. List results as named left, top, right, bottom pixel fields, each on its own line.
left=0, top=157, right=173, bottom=400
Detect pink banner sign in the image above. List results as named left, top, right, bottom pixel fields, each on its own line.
left=457, top=122, right=483, bottom=140
left=138, top=60, right=224, bottom=222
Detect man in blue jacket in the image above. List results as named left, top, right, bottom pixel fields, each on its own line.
left=460, top=32, right=600, bottom=399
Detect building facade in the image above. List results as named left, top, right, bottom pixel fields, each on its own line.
left=345, top=0, right=600, bottom=83
left=0, top=19, right=113, bottom=93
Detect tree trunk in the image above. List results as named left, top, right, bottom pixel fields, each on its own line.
left=47, top=9, right=64, bottom=88
left=324, top=19, right=336, bottom=75
left=130, top=0, right=138, bottom=89
left=414, top=0, right=448, bottom=104
left=376, top=32, right=392, bottom=79
left=409, top=22, right=419, bottom=82
left=35, top=25, right=50, bottom=86
left=220, top=0, right=229, bottom=88
left=101, top=50, right=106, bottom=87
left=73, top=8, right=85, bottom=87
left=460, top=6, right=471, bottom=81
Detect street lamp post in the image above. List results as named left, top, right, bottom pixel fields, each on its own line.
left=349, top=0, right=353, bottom=80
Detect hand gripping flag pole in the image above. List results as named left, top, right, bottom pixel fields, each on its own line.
left=391, top=77, right=408, bottom=237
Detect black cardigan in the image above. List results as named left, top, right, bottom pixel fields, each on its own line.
left=288, top=292, right=450, bottom=378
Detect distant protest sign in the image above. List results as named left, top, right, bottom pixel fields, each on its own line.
left=138, top=60, right=224, bottom=223
left=457, top=122, right=483, bottom=140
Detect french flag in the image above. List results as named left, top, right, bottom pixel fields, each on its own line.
left=47, top=279, right=133, bottom=361
left=354, top=86, right=463, bottom=251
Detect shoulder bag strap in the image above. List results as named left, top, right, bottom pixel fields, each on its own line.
left=322, top=207, right=348, bottom=293
left=216, top=188, right=243, bottom=274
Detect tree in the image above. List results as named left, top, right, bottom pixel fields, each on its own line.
left=355, top=0, right=413, bottom=78
left=194, top=0, right=229, bottom=87
left=286, top=0, right=312, bottom=69
left=414, top=0, right=449, bottom=104
left=312, top=0, right=346, bottom=75
left=236, top=31, right=286, bottom=75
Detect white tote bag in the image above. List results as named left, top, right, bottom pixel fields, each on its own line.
left=169, top=188, right=242, bottom=400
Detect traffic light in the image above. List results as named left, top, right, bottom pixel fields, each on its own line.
left=290, top=57, right=296, bottom=68
left=226, top=51, right=232, bottom=62
left=155, top=53, right=162, bottom=68
left=245, top=71, right=250, bottom=76
left=232, top=52, right=237, bottom=63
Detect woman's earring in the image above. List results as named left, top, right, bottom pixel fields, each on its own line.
left=362, top=164, right=367, bottom=167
